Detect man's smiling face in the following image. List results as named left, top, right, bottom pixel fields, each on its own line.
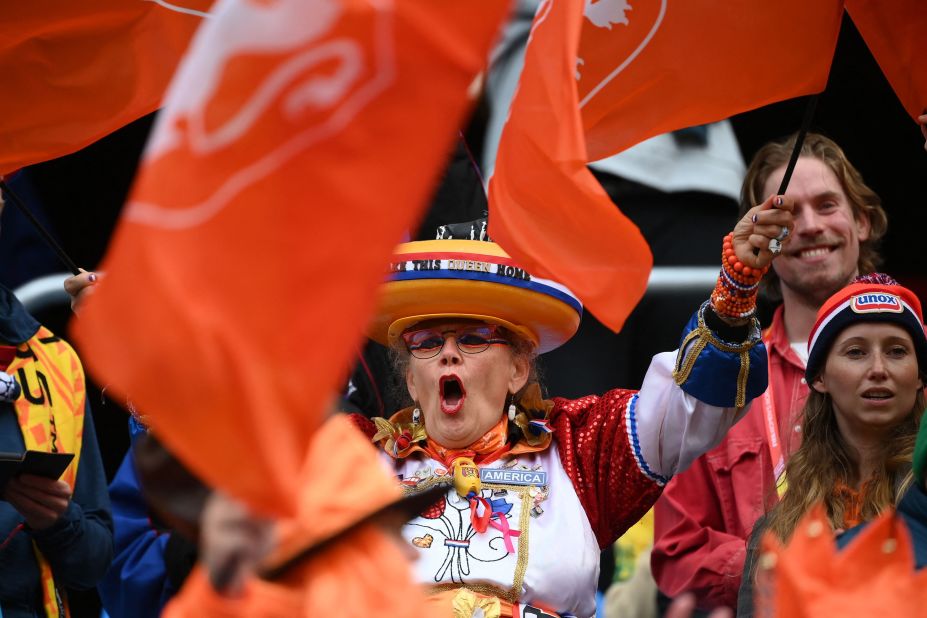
left=765, top=156, right=871, bottom=306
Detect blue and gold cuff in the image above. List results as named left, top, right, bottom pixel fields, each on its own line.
left=672, top=301, right=767, bottom=408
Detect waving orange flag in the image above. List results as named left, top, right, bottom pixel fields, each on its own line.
left=489, top=0, right=653, bottom=333
left=73, top=0, right=509, bottom=516
left=0, top=0, right=211, bottom=175
left=846, top=0, right=927, bottom=122
left=577, top=0, right=844, bottom=161
left=489, top=0, right=845, bottom=332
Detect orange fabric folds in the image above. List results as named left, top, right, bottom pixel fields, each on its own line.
left=488, top=0, right=653, bottom=334
left=0, top=1, right=211, bottom=175
left=845, top=0, right=927, bottom=121
left=164, top=415, right=442, bottom=618
left=757, top=504, right=927, bottom=617
left=167, top=528, right=426, bottom=618
left=72, top=0, right=509, bottom=516
left=490, top=0, right=846, bottom=332
left=577, top=0, right=844, bottom=161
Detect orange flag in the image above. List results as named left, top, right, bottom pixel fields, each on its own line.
left=758, top=504, right=927, bottom=617
left=0, top=1, right=211, bottom=175
left=489, top=0, right=845, bottom=331
left=72, top=0, right=509, bottom=516
left=845, top=0, right=927, bottom=122
left=163, top=415, right=443, bottom=617
left=578, top=0, right=844, bottom=161
left=489, top=0, right=653, bottom=333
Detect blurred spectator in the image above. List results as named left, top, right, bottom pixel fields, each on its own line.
left=0, top=196, right=114, bottom=618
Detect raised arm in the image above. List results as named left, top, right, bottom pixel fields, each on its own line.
left=551, top=195, right=793, bottom=547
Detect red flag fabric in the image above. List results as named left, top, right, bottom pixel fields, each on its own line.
left=577, top=0, right=844, bottom=161
left=72, top=0, right=509, bottom=516
left=489, top=0, right=653, bottom=333
left=846, top=0, right=927, bottom=122
left=0, top=1, right=211, bottom=175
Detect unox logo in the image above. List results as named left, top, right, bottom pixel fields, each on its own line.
left=851, top=293, right=903, bottom=314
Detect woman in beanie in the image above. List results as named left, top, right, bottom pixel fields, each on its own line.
left=739, top=273, right=927, bottom=615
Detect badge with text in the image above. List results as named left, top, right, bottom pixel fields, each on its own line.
left=480, top=468, right=548, bottom=486
left=851, top=292, right=903, bottom=314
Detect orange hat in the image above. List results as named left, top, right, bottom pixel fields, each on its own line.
left=368, top=239, right=582, bottom=353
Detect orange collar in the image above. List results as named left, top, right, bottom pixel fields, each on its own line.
left=372, top=384, right=555, bottom=463
left=424, top=416, right=511, bottom=468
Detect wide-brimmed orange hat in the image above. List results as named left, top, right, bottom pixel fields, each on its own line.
left=368, top=239, right=582, bottom=353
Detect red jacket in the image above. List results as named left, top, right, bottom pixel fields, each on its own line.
left=651, top=306, right=808, bottom=609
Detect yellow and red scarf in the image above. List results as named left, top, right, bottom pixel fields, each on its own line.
left=5, top=326, right=86, bottom=618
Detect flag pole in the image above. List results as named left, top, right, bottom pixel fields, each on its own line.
left=775, top=94, right=820, bottom=195
left=0, top=180, right=81, bottom=275
left=751, top=93, right=820, bottom=258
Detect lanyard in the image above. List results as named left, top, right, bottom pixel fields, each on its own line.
left=758, top=386, right=788, bottom=498
left=760, top=332, right=789, bottom=498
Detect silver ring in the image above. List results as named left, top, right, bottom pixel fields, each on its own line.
left=768, top=238, right=782, bottom=255
left=776, top=226, right=789, bottom=241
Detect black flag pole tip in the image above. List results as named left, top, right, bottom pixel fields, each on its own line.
left=752, top=94, right=820, bottom=257
left=0, top=179, right=82, bottom=276
left=775, top=94, right=820, bottom=197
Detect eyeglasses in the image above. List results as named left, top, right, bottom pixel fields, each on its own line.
left=401, top=325, right=510, bottom=359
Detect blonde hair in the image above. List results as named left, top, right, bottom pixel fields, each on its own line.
left=740, top=133, right=888, bottom=302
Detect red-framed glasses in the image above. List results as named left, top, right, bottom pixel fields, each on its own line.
left=401, top=324, right=510, bottom=359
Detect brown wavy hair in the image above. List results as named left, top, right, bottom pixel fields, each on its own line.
left=739, top=133, right=888, bottom=302
left=765, top=388, right=925, bottom=544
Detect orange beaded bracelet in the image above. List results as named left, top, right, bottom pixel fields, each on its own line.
left=711, top=233, right=769, bottom=320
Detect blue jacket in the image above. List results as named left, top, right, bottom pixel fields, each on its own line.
left=98, top=418, right=197, bottom=618
left=0, top=285, right=114, bottom=617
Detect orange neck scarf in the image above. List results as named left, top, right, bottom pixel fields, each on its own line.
left=372, top=384, right=555, bottom=464
left=832, top=477, right=879, bottom=529
left=424, top=416, right=511, bottom=468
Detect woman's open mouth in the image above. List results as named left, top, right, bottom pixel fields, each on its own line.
left=861, top=388, right=894, bottom=403
left=440, top=374, right=466, bottom=415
